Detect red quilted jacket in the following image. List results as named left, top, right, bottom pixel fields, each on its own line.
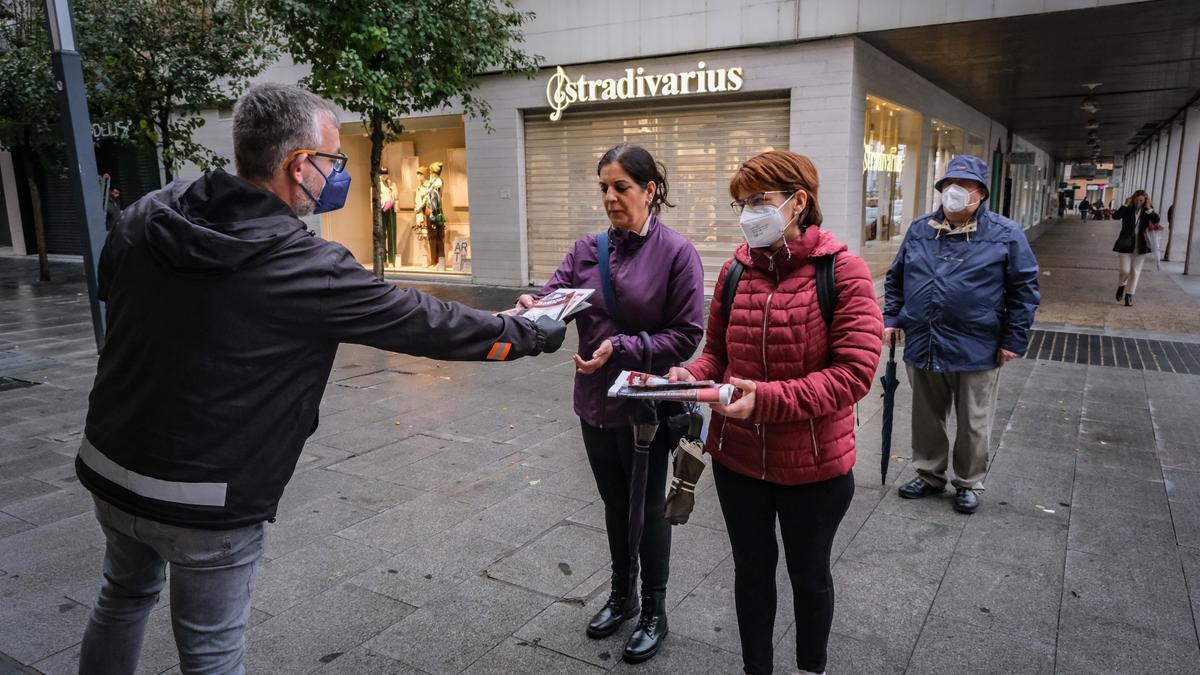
left=686, top=226, right=883, bottom=485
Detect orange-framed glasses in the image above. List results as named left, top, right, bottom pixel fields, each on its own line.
left=281, top=149, right=348, bottom=173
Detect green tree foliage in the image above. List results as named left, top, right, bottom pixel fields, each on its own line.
left=270, top=0, right=542, bottom=278
left=0, top=0, right=61, bottom=280
left=74, top=0, right=277, bottom=181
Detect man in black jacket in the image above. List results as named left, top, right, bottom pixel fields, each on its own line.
left=76, top=83, right=565, bottom=674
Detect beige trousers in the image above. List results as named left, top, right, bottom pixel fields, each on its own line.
left=908, top=366, right=1001, bottom=489
left=1117, top=252, right=1147, bottom=296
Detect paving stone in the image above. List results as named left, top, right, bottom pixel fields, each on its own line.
left=1074, top=440, right=1163, bottom=478
left=1169, top=498, right=1200, bottom=549
left=564, top=498, right=606, bottom=530
left=832, top=486, right=883, bottom=561
left=0, top=510, right=33, bottom=539
left=452, top=488, right=589, bottom=548
left=529, top=456, right=602, bottom=500
left=263, top=495, right=378, bottom=561
left=670, top=554, right=794, bottom=656
left=511, top=568, right=631, bottom=668
left=1056, top=614, right=1200, bottom=675
left=1071, top=467, right=1170, bottom=518
left=464, top=636, right=606, bottom=674
left=253, top=536, right=392, bottom=616
left=1158, top=441, right=1200, bottom=472
left=1062, top=549, right=1195, bottom=642
left=907, top=614, right=1054, bottom=674
left=0, top=487, right=92, bottom=526
left=364, top=576, right=551, bottom=674
left=1067, top=506, right=1178, bottom=567
left=311, top=646, right=424, bottom=674
left=663, top=520, right=733, bottom=610
left=929, top=555, right=1061, bottom=641
left=608, top=633, right=744, bottom=674
left=485, top=523, right=610, bottom=598
left=245, top=584, right=415, bottom=674
left=335, top=492, right=481, bottom=554
left=350, top=528, right=512, bottom=608
left=830, top=559, right=939, bottom=662
left=979, top=468, right=1075, bottom=521
left=957, top=508, right=1068, bottom=571
left=275, top=468, right=423, bottom=517
left=1163, top=467, right=1200, bottom=503
left=820, top=630, right=905, bottom=674
left=1078, top=417, right=1158, bottom=450
left=839, top=513, right=959, bottom=581
left=0, top=512, right=103, bottom=571
left=0, top=477, right=58, bottom=508
left=0, top=596, right=90, bottom=664
left=324, top=435, right=460, bottom=484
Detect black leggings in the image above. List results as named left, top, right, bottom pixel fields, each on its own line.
left=713, top=461, right=855, bottom=675
left=580, top=420, right=672, bottom=593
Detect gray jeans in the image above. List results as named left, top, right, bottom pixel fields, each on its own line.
left=908, top=366, right=1001, bottom=489
left=80, top=495, right=265, bottom=675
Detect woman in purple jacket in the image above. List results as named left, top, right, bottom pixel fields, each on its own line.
left=517, top=144, right=705, bottom=663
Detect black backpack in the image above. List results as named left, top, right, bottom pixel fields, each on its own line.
left=719, top=253, right=839, bottom=326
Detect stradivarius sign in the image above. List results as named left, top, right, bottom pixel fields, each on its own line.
left=546, top=62, right=745, bottom=121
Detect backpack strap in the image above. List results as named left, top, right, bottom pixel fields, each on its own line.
left=596, top=231, right=630, bottom=333
left=719, top=259, right=745, bottom=325
left=816, top=252, right=839, bottom=327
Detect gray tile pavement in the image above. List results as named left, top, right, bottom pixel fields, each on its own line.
left=3, top=218, right=1200, bottom=673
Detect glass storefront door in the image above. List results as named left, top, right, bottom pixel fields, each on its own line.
left=862, top=95, right=923, bottom=278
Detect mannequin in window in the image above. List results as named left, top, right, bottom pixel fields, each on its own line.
left=413, top=166, right=430, bottom=267
left=377, top=167, right=398, bottom=266
left=425, top=161, right=446, bottom=269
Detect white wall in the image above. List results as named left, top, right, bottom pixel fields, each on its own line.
left=508, top=0, right=1150, bottom=69
left=465, top=38, right=860, bottom=286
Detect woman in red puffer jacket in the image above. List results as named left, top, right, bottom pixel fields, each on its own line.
left=668, top=151, right=883, bottom=675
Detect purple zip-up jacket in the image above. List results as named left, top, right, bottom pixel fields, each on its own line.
left=536, top=215, right=705, bottom=428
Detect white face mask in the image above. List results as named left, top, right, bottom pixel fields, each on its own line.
left=941, top=184, right=978, bottom=213
left=739, top=193, right=796, bottom=248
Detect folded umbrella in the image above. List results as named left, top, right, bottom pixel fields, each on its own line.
left=626, top=333, right=660, bottom=594
left=880, top=335, right=900, bottom=485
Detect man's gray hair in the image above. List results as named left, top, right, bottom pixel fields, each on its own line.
left=232, top=83, right=339, bottom=183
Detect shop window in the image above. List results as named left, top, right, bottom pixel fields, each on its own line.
left=927, top=119, right=964, bottom=213
left=862, top=95, right=922, bottom=278
left=321, top=115, right=471, bottom=275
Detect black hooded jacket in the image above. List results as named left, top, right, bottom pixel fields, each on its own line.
left=79, top=170, right=550, bottom=529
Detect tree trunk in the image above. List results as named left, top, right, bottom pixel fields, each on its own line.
left=370, top=109, right=386, bottom=280
left=158, top=106, right=174, bottom=183
left=22, top=153, right=50, bottom=282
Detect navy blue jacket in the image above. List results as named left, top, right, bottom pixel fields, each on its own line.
left=883, top=205, right=1040, bottom=372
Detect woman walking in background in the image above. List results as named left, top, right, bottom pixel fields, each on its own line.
left=1112, top=190, right=1160, bottom=306
left=515, top=144, right=705, bottom=663
left=669, top=151, right=883, bottom=675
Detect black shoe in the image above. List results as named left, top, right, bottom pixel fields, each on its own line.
left=587, top=576, right=639, bottom=639
left=1116, top=285, right=1125, bottom=302
left=1125, top=294, right=1133, bottom=307
left=954, top=487, right=979, bottom=513
left=898, top=477, right=943, bottom=499
left=622, top=591, right=668, bottom=663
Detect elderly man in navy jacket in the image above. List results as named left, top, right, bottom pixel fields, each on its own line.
left=883, top=155, right=1040, bottom=514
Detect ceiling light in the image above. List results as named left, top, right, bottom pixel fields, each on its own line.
left=1085, top=118, right=1100, bottom=129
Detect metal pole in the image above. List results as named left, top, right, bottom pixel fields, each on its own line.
left=43, top=0, right=106, bottom=351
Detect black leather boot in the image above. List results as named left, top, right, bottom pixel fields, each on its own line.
left=586, top=575, right=639, bottom=639
left=1125, top=293, right=1133, bottom=307
left=622, top=590, right=667, bottom=663
left=1116, top=285, right=1125, bottom=301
